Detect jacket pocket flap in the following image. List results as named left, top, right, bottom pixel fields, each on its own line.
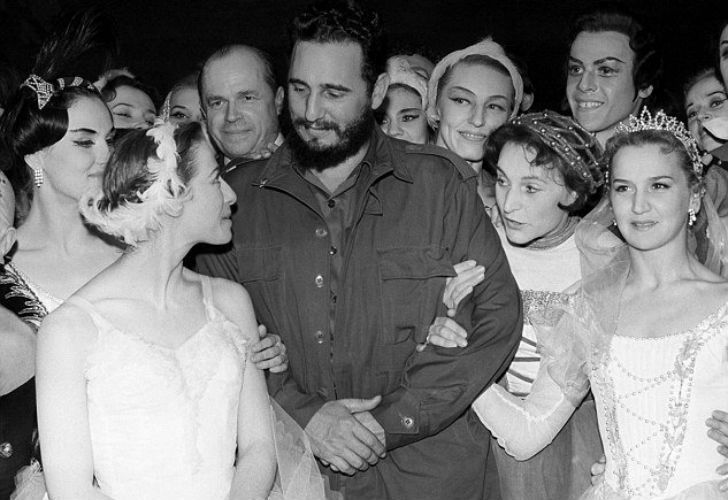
left=237, top=246, right=282, bottom=282
left=378, top=246, right=456, bottom=280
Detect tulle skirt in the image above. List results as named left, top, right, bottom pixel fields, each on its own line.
left=580, top=480, right=727, bottom=500
left=10, top=401, right=341, bottom=500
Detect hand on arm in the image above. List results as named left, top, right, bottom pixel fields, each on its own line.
left=590, top=455, right=606, bottom=486
left=419, top=259, right=485, bottom=351
left=443, top=260, right=485, bottom=317
left=305, top=396, right=385, bottom=475
left=250, top=324, right=288, bottom=373
left=370, top=176, right=522, bottom=450
left=36, top=306, right=113, bottom=500
left=0, top=306, right=35, bottom=396
left=706, top=410, right=728, bottom=491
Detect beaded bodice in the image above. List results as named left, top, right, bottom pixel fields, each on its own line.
left=590, top=303, right=728, bottom=499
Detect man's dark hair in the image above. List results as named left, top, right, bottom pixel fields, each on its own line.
left=289, top=0, right=385, bottom=91
left=567, top=8, right=662, bottom=103
left=198, top=44, right=278, bottom=107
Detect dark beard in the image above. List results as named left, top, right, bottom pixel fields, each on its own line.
left=288, top=108, right=374, bottom=171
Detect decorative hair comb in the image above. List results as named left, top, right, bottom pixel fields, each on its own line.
left=21, top=74, right=55, bottom=110
left=512, top=110, right=603, bottom=192
left=616, top=108, right=703, bottom=177
left=21, top=74, right=98, bottom=110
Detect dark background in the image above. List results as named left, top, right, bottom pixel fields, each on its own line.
left=0, top=0, right=725, bottom=112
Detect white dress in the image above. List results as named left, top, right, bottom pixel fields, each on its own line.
left=474, top=300, right=728, bottom=500
left=69, top=276, right=245, bottom=500
left=10, top=275, right=339, bottom=500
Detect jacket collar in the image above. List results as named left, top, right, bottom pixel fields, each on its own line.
left=253, top=126, right=414, bottom=190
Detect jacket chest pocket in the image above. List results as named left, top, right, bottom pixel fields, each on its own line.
left=376, top=246, right=456, bottom=366
left=237, top=246, right=283, bottom=333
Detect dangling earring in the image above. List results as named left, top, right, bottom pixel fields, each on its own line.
left=688, top=208, right=696, bottom=227
left=33, top=168, right=44, bottom=188
left=611, top=218, right=617, bottom=227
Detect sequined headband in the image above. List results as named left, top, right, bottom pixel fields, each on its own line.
left=615, top=108, right=703, bottom=177
left=511, top=110, right=603, bottom=191
left=21, top=74, right=97, bottom=110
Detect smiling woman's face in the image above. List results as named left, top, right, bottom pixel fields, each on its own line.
left=434, top=62, right=514, bottom=167
left=610, top=143, right=696, bottom=252
left=37, top=96, right=114, bottom=202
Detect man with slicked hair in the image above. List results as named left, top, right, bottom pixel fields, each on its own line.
left=199, top=44, right=285, bottom=170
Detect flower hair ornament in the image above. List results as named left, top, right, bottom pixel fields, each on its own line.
left=81, top=120, right=190, bottom=246
left=21, top=74, right=98, bottom=110
left=615, top=107, right=704, bottom=178
left=511, top=110, right=603, bottom=193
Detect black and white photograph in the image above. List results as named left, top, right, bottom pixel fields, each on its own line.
left=1, top=1, right=727, bottom=499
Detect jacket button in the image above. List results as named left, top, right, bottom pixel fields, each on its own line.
left=401, top=416, right=415, bottom=429
left=315, top=227, right=328, bottom=238
left=314, top=275, right=324, bottom=288
left=0, top=442, right=13, bottom=458
left=314, top=330, right=325, bottom=344
left=329, top=246, right=337, bottom=255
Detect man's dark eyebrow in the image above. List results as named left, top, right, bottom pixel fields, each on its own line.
left=568, top=56, right=625, bottom=65
left=69, top=128, right=97, bottom=134
left=288, top=78, right=309, bottom=87
left=594, top=57, right=626, bottom=65
left=321, top=83, right=351, bottom=92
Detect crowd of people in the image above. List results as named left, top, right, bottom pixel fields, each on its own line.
left=0, top=1, right=727, bottom=499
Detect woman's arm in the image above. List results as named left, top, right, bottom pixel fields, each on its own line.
left=36, top=305, right=113, bottom=500
left=434, top=260, right=584, bottom=460
left=213, top=278, right=276, bottom=500
left=473, top=359, right=579, bottom=460
left=0, top=306, right=35, bottom=396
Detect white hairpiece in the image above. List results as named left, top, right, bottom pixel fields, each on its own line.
left=426, top=37, right=524, bottom=128
left=80, top=120, right=190, bottom=246
left=385, top=56, right=429, bottom=110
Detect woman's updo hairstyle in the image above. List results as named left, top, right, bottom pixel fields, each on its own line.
left=485, top=111, right=604, bottom=215
left=0, top=11, right=108, bottom=224
left=81, top=121, right=205, bottom=247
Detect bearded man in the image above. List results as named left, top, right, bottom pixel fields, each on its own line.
left=197, top=2, right=521, bottom=498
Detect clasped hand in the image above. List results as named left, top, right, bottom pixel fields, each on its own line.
left=423, top=260, right=485, bottom=349
left=305, top=396, right=386, bottom=475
